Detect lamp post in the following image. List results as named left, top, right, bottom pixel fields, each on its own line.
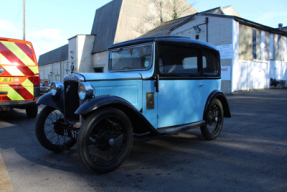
left=23, top=0, right=25, bottom=40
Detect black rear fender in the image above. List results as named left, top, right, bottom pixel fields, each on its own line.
left=204, top=90, right=231, bottom=118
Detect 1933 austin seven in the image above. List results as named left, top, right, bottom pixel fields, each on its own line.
left=35, top=36, right=231, bottom=173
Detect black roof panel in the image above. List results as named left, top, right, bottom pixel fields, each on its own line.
left=108, top=36, right=218, bottom=51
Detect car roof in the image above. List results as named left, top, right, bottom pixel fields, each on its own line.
left=108, top=36, right=218, bottom=51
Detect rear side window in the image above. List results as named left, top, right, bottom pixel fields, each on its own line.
left=158, top=44, right=199, bottom=75
left=202, top=50, right=220, bottom=76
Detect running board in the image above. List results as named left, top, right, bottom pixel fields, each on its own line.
left=157, top=121, right=206, bottom=136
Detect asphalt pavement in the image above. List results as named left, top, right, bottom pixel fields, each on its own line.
left=0, top=88, right=286, bottom=192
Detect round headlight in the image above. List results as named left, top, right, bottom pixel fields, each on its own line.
left=50, top=81, right=62, bottom=96
left=78, top=82, right=94, bottom=100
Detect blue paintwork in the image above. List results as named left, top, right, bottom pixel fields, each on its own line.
left=142, top=80, right=158, bottom=128
left=88, top=80, right=143, bottom=111
left=157, top=79, right=220, bottom=128
left=78, top=39, right=223, bottom=130
left=82, top=72, right=142, bottom=81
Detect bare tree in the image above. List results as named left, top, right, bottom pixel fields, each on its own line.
left=133, top=0, right=197, bottom=34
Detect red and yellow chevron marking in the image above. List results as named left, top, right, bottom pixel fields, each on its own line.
left=0, top=38, right=38, bottom=102
left=0, top=78, right=34, bottom=101
left=0, top=40, right=39, bottom=76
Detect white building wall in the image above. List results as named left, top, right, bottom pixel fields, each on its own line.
left=237, top=60, right=269, bottom=90
left=68, top=37, right=77, bottom=73
left=236, top=30, right=287, bottom=91
left=270, top=34, right=274, bottom=60
left=77, top=35, right=95, bottom=73
left=40, top=60, right=69, bottom=83
left=232, top=20, right=239, bottom=93
left=93, top=51, right=109, bottom=72
left=269, top=61, right=287, bottom=80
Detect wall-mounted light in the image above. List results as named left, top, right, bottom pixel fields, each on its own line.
left=70, top=51, right=74, bottom=54
left=193, top=26, right=201, bottom=33
left=70, top=64, right=75, bottom=73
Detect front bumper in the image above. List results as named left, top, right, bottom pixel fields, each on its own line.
left=0, top=100, right=37, bottom=109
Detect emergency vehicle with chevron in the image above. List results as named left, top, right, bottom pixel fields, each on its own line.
left=0, top=37, right=40, bottom=118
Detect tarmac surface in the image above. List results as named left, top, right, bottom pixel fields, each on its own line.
left=0, top=88, right=286, bottom=192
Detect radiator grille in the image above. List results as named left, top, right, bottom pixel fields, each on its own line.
left=64, top=81, right=80, bottom=121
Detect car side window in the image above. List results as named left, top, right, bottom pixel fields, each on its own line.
left=158, top=44, right=199, bottom=75
left=202, top=50, right=219, bottom=76
left=109, top=44, right=152, bottom=71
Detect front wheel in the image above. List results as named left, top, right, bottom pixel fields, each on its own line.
left=35, top=106, right=76, bottom=152
left=201, top=99, right=224, bottom=140
left=77, top=107, right=133, bottom=173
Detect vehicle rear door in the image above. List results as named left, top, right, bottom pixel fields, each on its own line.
left=0, top=38, right=39, bottom=102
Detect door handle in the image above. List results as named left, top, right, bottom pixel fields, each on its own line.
left=199, top=83, right=204, bottom=87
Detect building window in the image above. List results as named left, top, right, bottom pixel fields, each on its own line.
left=93, top=67, right=104, bottom=73
left=252, top=29, right=257, bottom=59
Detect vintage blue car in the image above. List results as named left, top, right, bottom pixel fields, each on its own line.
left=35, top=36, right=231, bottom=173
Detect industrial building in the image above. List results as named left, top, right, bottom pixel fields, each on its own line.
left=38, top=0, right=287, bottom=93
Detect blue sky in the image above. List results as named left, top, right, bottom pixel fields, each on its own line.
left=0, top=0, right=286, bottom=59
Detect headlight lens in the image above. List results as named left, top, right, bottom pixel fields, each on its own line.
left=50, top=81, right=62, bottom=96
left=78, top=82, right=94, bottom=100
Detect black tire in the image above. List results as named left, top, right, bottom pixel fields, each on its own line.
left=26, top=105, right=38, bottom=118
left=77, top=107, right=133, bottom=173
left=201, top=99, right=224, bottom=140
left=35, top=106, right=76, bottom=152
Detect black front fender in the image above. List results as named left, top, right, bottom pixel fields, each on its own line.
left=204, top=90, right=231, bottom=118
left=75, top=95, right=138, bottom=115
left=37, top=92, right=64, bottom=112
left=75, top=95, right=159, bottom=136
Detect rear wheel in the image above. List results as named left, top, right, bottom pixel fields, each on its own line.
left=77, top=108, right=133, bottom=173
left=201, top=99, right=224, bottom=140
left=26, top=105, right=38, bottom=118
left=35, top=106, right=76, bottom=152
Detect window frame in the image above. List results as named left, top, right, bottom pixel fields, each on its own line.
left=201, top=48, right=221, bottom=77
left=156, top=42, right=220, bottom=79
left=156, top=42, right=201, bottom=78
left=108, top=43, right=154, bottom=72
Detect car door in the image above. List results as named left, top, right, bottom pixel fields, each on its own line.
left=156, top=44, right=204, bottom=128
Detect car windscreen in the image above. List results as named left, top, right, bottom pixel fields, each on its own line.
left=109, top=44, right=153, bottom=72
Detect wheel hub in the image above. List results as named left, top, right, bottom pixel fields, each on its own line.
left=96, top=130, right=114, bottom=151
left=54, top=118, right=65, bottom=135
left=109, top=138, right=115, bottom=146
left=207, top=111, right=218, bottom=124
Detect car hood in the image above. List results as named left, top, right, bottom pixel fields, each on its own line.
left=80, top=72, right=142, bottom=81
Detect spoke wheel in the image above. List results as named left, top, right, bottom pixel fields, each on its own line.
left=35, top=106, right=76, bottom=152
left=201, top=99, right=224, bottom=140
left=78, top=107, right=133, bottom=173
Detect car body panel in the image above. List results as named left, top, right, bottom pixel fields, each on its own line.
left=0, top=37, right=40, bottom=109
left=89, top=80, right=143, bottom=111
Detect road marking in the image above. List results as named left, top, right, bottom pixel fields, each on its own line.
left=0, top=153, right=14, bottom=192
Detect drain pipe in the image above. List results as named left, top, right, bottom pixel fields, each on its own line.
left=205, top=17, right=209, bottom=42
